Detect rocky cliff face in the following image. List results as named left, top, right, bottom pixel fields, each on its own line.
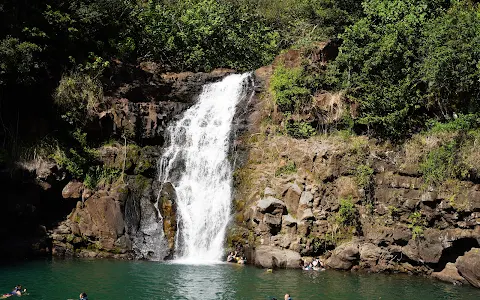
left=1, top=64, right=235, bottom=261
left=227, top=52, right=480, bottom=288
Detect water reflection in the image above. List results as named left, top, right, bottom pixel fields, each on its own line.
left=170, top=263, right=232, bottom=299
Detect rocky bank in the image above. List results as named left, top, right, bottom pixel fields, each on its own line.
left=227, top=43, right=480, bottom=288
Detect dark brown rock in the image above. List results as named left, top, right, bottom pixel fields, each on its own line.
left=456, top=248, right=480, bottom=288
left=325, top=241, right=360, bottom=270
left=432, top=263, right=469, bottom=285
left=158, top=182, right=178, bottom=253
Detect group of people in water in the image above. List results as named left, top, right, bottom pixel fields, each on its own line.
left=302, top=257, right=325, bottom=271
left=2, top=285, right=87, bottom=299
left=226, top=251, right=247, bottom=264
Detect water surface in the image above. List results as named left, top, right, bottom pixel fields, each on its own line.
left=1, top=259, right=479, bottom=300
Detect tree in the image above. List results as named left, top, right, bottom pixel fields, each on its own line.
left=419, top=2, right=480, bottom=120
left=328, top=0, right=451, bottom=139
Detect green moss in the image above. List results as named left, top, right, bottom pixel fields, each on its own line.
left=134, top=175, right=151, bottom=192
left=74, top=214, right=81, bottom=223
left=66, top=234, right=75, bottom=243
left=134, top=157, right=153, bottom=174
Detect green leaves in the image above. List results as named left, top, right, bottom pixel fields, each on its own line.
left=270, top=65, right=311, bottom=112
left=139, top=0, right=279, bottom=71
left=419, top=2, right=480, bottom=118
left=328, top=0, right=479, bottom=140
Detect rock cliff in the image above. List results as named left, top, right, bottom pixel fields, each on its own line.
left=227, top=44, right=480, bottom=288
left=0, top=64, right=235, bottom=261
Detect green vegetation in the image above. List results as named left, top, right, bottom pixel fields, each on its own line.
left=354, top=164, right=374, bottom=189
left=408, top=211, right=426, bottom=240
left=286, top=121, right=316, bottom=139
left=275, top=161, right=297, bottom=177
left=270, top=65, right=311, bottom=112
left=1, top=0, right=480, bottom=204
left=54, top=72, right=104, bottom=127
left=327, top=0, right=480, bottom=140
left=336, top=196, right=357, bottom=227
left=420, top=141, right=459, bottom=186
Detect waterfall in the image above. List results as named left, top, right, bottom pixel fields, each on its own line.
left=158, top=73, right=252, bottom=263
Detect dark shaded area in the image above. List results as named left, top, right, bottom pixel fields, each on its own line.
left=0, top=165, right=75, bottom=261
left=435, top=238, right=480, bottom=272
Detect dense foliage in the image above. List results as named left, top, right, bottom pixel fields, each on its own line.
left=2, top=0, right=480, bottom=165
left=329, top=0, right=480, bottom=139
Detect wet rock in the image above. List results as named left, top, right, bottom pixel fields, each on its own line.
left=158, top=182, right=177, bottom=253
left=432, top=263, right=469, bottom=285
left=456, top=248, right=480, bottom=288
left=254, top=245, right=302, bottom=269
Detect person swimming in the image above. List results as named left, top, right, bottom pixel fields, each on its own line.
left=1, top=285, right=26, bottom=298
left=284, top=294, right=292, bottom=300
left=79, top=292, right=88, bottom=300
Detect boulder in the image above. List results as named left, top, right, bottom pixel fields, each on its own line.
left=264, top=187, right=276, bottom=197
left=325, top=241, right=360, bottom=270
left=300, top=208, right=315, bottom=221
left=359, top=243, right=386, bottom=263
left=297, top=191, right=313, bottom=217
left=62, top=181, right=85, bottom=199
left=257, top=197, right=286, bottom=215
left=432, top=263, right=469, bottom=285
left=282, top=183, right=302, bottom=215
left=72, top=195, right=125, bottom=251
left=456, top=248, right=480, bottom=288
left=254, top=245, right=302, bottom=269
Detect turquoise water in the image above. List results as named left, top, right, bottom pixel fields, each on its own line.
left=1, top=259, right=480, bottom=300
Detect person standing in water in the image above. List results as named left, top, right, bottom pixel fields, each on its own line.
left=284, top=294, right=292, bottom=300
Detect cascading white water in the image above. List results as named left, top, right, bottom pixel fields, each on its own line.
left=158, top=73, right=251, bottom=263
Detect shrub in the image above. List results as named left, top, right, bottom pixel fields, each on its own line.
left=336, top=196, right=356, bottom=227
left=408, top=211, right=426, bottom=240
left=420, top=141, right=459, bottom=186
left=286, top=120, right=316, bottom=139
left=354, top=164, right=374, bottom=189
left=84, top=166, right=122, bottom=189
left=54, top=72, right=103, bottom=127
left=270, top=65, right=311, bottom=112
left=426, top=114, right=480, bottom=134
